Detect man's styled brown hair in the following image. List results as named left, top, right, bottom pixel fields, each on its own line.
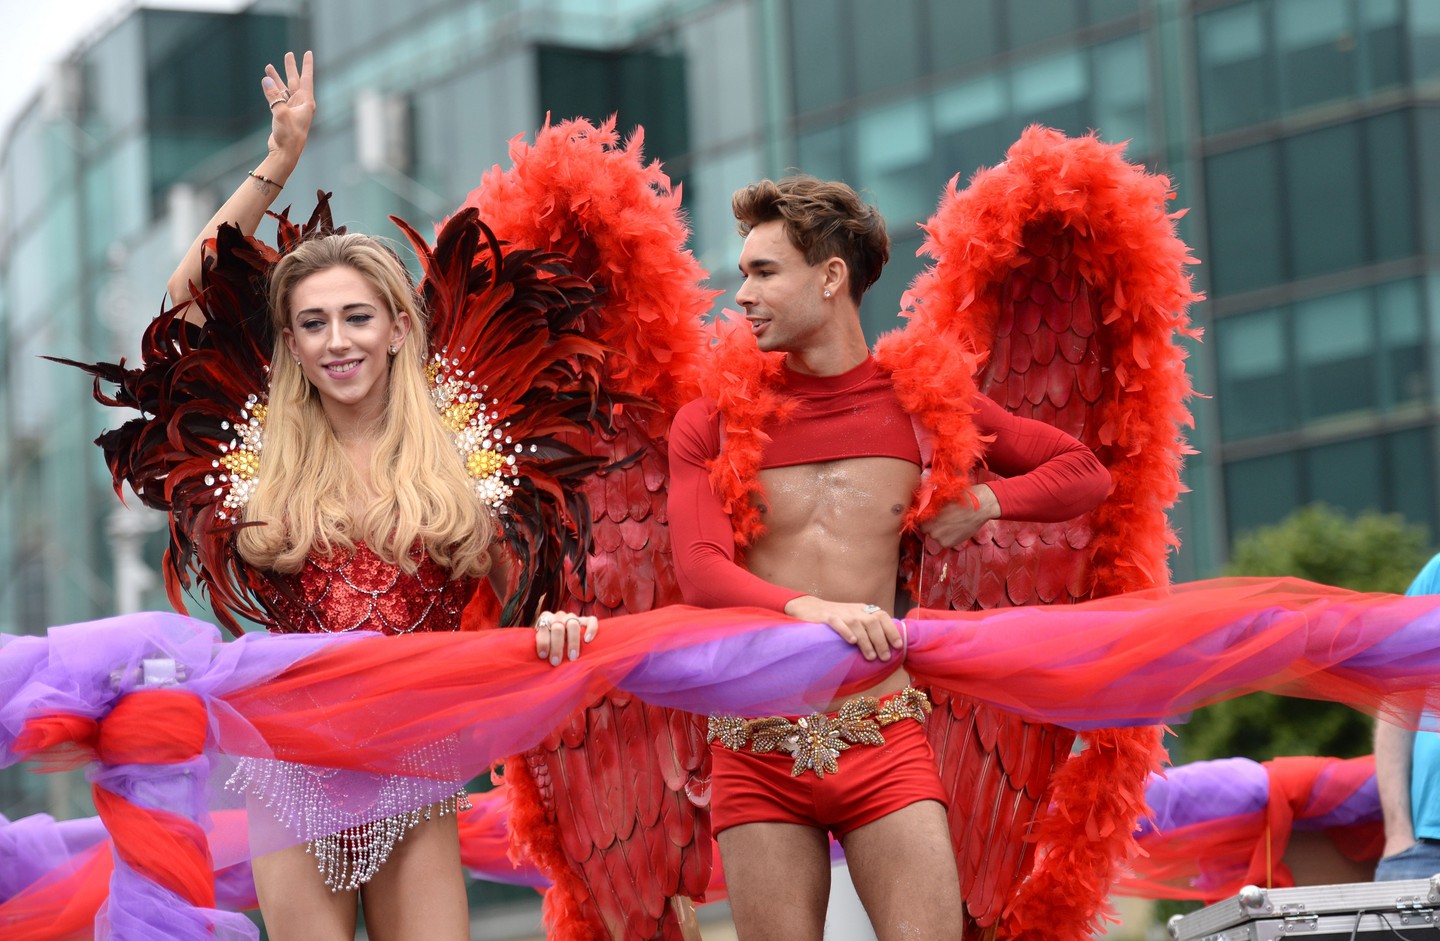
left=732, top=175, right=890, bottom=304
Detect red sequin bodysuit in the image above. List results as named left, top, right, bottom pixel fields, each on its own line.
left=235, top=543, right=479, bottom=890
left=257, top=542, right=478, bottom=636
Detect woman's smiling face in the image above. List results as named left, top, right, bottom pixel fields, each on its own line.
left=282, top=264, right=410, bottom=426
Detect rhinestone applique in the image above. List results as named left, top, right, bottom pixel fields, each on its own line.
left=227, top=739, right=471, bottom=891
left=707, top=687, right=932, bottom=778
left=426, top=353, right=523, bottom=510
left=216, top=395, right=266, bottom=521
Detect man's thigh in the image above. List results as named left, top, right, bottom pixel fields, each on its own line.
left=718, top=822, right=832, bottom=941
left=1376, top=840, right=1440, bottom=881
left=841, top=800, right=962, bottom=941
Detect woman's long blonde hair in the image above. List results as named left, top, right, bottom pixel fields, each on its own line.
left=236, top=232, right=494, bottom=577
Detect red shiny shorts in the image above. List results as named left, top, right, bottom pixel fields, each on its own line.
left=709, top=694, right=948, bottom=839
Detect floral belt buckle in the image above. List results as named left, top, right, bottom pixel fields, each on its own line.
left=707, top=687, right=931, bottom=778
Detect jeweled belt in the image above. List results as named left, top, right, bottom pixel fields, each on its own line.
left=707, top=687, right=932, bottom=778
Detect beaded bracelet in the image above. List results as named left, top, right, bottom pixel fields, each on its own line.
left=248, top=170, right=283, bottom=190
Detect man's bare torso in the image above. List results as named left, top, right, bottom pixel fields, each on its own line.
left=747, top=456, right=920, bottom=706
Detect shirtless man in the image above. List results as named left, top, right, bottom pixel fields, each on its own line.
left=667, top=176, right=1110, bottom=940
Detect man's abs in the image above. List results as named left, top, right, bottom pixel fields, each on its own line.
left=746, top=456, right=919, bottom=605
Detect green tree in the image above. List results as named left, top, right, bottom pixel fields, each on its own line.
left=1172, top=504, right=1431, bottom=764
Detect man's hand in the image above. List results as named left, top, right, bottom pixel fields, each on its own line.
left=783, top=595, right=904, bottom=662
left=920, top=484, right=1000, bottom=548
left=534, top=610, right=600, bottom=666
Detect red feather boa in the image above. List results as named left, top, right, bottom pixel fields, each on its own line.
left=460, top=117, right=716, bottom=416
left=903, top=127, right=1197, bottom=939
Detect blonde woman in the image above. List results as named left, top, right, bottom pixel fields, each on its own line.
left=165, top=52, right=598, bottom=941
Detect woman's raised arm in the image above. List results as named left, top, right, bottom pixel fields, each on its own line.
left=166, top=51, right=316, bottom=313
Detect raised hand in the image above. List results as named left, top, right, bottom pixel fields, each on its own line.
left=262, top=51, right=315, bottom=173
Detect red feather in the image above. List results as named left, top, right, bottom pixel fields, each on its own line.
left=460, top=119, right=714, bottom=940
left=899, top=126, right=1198, bottom=939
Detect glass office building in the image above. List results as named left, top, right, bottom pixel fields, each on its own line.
left=4, top=0, right=1440, bottom=888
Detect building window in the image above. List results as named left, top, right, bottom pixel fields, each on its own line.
left=1361, top=0, right=1406, bottom=92
left=1283, top=123, right=1365, bottom=280
left=1197, top=1, right=1271, bottom=136
left=1409, top=0, right=1440, bottom=84
left=1378, top=279, right=1427, bottom=407
left=851, top=0, right=923, bottom=96
left=855, top=100, right=935, bottom=225
left=1006, top=0, right=1082, bottom=48
left=1012, top=50, right=1088, bottom=133
left=1304, top=435, right=1383, bottom=515
left=1295, top=290, right=1376, bottom=422
left=1387, top=426, right=1437, bottom=533
left=789, top=0, right=850, bottom=115
left=932, top=75, right=1011, bottom=176
left=1216, top=307, right=1292, bottom=440
left=1226, top=428, right=1436, bottom=543
left=1093, top=34, right=1151, bottom=157
left=927, top=0, right=1001, bottom=72
left=1366, top=110, right=1418, bottom=263
left=1274, top=0, right=1354, bottom=113
left=1208, top=114, right=1416, bottom=296
left=1205, top=143, right=1284, bottom=296
left=1225, top=451, right=1301, bottom=535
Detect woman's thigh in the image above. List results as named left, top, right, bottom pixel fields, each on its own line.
left=359, top=808, right=469, bottom=941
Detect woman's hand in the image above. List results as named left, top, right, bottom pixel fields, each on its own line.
left=166, top=50, right=316, bottom=308
left=534, top=610, right=600, bottom=666
left=262, top=51, right=315, bottom=172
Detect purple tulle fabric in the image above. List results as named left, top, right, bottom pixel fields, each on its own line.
left=0, top=811, right=107, bottom=902
left=2, top=577, right=1438, bottom=938
left=95, top=861, right=255, bottom=941
left=1138, top=756, right=1380, bottom=838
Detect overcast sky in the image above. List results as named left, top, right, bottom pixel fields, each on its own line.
left=2, top=0, right=244, bottom=146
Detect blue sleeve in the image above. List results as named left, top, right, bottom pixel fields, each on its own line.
left=1407, top=553, right=1440, bottom=597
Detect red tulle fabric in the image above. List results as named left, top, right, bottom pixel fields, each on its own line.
left=19, top=690, right=216, bottom=911
left=0, top=842, right=113, bottom=941
left=96, top=690, right=208, bottom=764
left=12, top=714, right=101, bottom=772
left=92, top=787, right=215, bottom=909
left=1123, top=755, right=1384, bottom=901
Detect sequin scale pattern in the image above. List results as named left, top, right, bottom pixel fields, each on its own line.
left=256, top=542, right=477, bottom=636
left=238, top=543, right=478, bottom=889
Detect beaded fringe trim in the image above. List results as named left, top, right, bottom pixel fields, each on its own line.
left=227, top=745, right=469, bottom=892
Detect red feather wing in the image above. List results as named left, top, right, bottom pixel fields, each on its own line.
left=900, top=127, right=1197, bottom=939
left=458, top=119, right=713, bottom=939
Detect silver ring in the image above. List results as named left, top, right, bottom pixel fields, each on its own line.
left=863, top=604, right=882, bottom=614
left=537, top=618, right=552, bottom=630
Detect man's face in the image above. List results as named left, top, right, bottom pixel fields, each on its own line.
left=735, top=220, right=832, bottom=354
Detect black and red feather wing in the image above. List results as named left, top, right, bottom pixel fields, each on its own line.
left=897, top=127, right=1198, bottom=939
left=48, top=198, right=341, bottom=635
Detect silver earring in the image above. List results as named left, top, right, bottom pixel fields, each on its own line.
left=388, top=344, right=398, bottom=356
left=293, top=357, right=301, bottom=366
left=824, top=290, right=832, bottom=299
